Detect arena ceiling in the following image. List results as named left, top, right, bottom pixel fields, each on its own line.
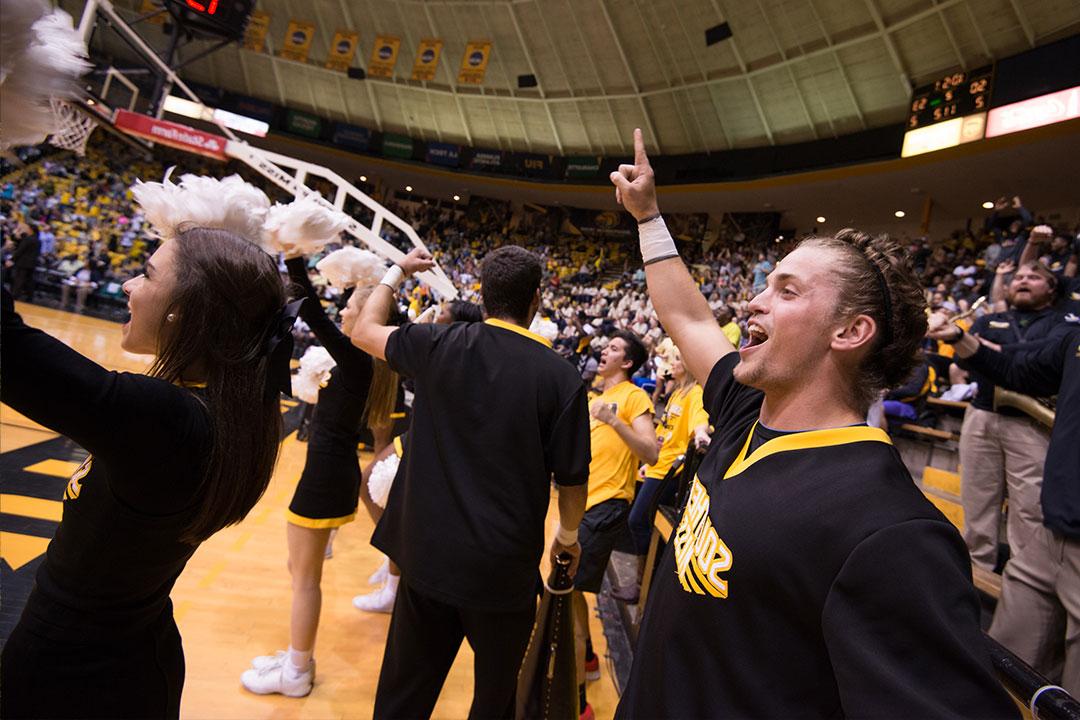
left=76, top=0, right=1079, bottom=156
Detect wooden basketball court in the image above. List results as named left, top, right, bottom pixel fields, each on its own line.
left=1, top=303, right=619, bottom=719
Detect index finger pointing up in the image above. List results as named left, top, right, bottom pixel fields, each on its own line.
left=634, top=127, right=649, bottom=167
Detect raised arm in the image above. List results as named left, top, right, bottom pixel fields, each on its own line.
left=0, top=289, right=191, bottom=458
left=285, top=256, right=355, bottom=362
left=351, top=249, right=434, bottom=360
left=609, top=129, right=733, bottom=384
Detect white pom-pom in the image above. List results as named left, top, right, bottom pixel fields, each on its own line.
left=298, top=345, right=336, bottom=378
left=290, top=372, right=322, bottom=405
left=368, top=454, right=400, bottom=509
left=263, top=195, right=350, bottom=256
left=1, top=3, right=90, bottom=150
left=290, top=345, right=337, bottom=403
left=529, top=315, right=559, bottom=343
left=131, top=171, right=270, bottom=243
left=316, top=246, right=387, bottom=289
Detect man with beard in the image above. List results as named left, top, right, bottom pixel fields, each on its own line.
left=956, top=262, right=1061, bottom=572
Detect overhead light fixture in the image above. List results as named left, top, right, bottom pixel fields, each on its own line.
left=816, top=216, right=825, bottom=223
left=981, top=201, right=994, bottom=209
left=453, top=194, right=460, bottom=201
left=405, top=185, right=413, bottom=192
left=86, top=98, right=96, bottom=106
left=894, top=210, right=906, bottom=218
left=359, top=175, right=367, bottom=182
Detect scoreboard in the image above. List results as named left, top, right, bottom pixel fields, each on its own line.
left=163, top=0, right=256, bottom=40
left=902, top=65, right=995, bottom=157
left=907, top=65, right=994, bottom=130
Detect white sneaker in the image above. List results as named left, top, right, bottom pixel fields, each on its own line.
left=240, top=659, right=314, bottom=697
left=367, top=557, right=389, bottom=585
left=250, top=649, right=287, bottom=672
left=352, top=583, right=396, bottom=614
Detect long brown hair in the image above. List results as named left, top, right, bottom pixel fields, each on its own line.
left=365, top=359, right=399, bottom=430
left=345, top=286, right=400, bottom=430
left=148, top=227, right=287, bottom=544
left=799, top=229, right=928, bottom=413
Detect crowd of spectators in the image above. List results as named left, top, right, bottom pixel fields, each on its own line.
left=3, top=135, right=1078, bottom=404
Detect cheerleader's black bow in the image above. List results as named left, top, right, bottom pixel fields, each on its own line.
left=262, top=298, right=305, bottom=398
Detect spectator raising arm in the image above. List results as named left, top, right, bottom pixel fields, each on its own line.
left=609, top=129, right=734, bottom=384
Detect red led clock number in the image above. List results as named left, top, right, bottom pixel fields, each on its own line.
left=185, top=0, right=219, bottom=13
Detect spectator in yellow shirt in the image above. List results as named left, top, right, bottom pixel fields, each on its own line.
left=718, top=306, right=741, bottom=348
left=613, top=346, right=710, bottom=603
left=574, top=330, right=657, bottom=717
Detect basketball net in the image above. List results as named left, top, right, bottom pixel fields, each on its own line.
left=47, top=98, right=98, bottom=156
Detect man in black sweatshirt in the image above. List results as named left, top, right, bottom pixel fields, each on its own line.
left=932, top=316, right=1080, bottom=695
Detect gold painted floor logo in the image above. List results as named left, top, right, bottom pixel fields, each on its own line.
left=673, top=475, right=732, bottom=598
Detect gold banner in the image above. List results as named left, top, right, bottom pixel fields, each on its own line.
left=457, top=40, right=491, bottom=85
left=139, top=0, right=165, bottom=24
left=280, top=19, right=315, bottom=63
left=325, top=30, right=359, bottom=72
left=368, top=35, right=401, bottom=78
left=243, top=11, right=271, bottom=52
left=411, top=38, right=443, bottom=81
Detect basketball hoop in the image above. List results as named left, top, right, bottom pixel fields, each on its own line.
left=47, top=98, right=98, bottom=156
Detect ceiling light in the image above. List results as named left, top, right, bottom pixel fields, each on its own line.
left=359, top=175, right=367, bottom=182
left=815, top=216, right=825, bottom=223
left=981, top=201, right=994, bottom=209
left=86, top=98, right=96, bottom=106
left=405, top=185, right=413, bottom=192
left=894, top=210, right=905, bottom=218
left=453, top=194, right=460, bottom=201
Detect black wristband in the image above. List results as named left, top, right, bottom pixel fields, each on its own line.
left=942, top=326, right=965, bottom=345
left=637, top=213, right=662, bottom=225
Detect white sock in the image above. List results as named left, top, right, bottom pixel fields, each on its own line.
left=385, top=574, right=400, bottom=592
left=286, top=646, right=312, bottom=676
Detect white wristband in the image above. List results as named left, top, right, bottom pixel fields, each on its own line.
left=555, top=524, right=579, bottom=546
left=380, top=265, right=405, bottom=290
left=638, top=216, right=679, bottom=265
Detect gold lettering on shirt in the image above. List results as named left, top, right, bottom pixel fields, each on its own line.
left=673, top=475, right=732, bottom=598
left=64, top=456, right=92, bottom=500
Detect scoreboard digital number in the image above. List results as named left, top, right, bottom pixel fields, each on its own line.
left=907, top=65, right=994, bottom=129
left=163, top=0, right=255, bottom=40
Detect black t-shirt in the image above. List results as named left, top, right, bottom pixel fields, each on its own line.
left=963, top=308, right=1060, bottom=412
left=1059, top=276, right=1080, bottom=316
left=616, top=352, right=1016, bottom=719
left=376, top=318, right=591, bottom=611
left=968, top=324, right=1080, bottom=539
left=286, top=258, right=373, bottom=456
left=1, top=290, right=212, bottom=639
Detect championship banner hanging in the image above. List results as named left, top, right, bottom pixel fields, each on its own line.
left=368, top=36, right=401, bottom=78
left=243, top=11, right=271, bottom=52
left=458, top=41, right=492, bottom=85
left=280, top=19, right=315, bottom=63
left=412, top=39, right=443, bottom=81
left=326, top=30, right=359, bottom=72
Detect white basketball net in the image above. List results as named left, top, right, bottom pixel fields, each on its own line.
left=47, top=98, right=98, bottom=156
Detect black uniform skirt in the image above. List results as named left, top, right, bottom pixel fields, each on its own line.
left=286, top=448, right=362, bottom=529
left=1, top=598, right=185, bottom=719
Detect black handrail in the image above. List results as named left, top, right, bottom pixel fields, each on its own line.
left=986, top=637, right=1080, bottom=720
